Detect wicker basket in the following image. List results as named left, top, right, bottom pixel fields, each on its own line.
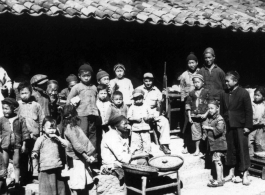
left=148, top=155, right=184, bottom=172
left=122, top=164, right=158, bottom=176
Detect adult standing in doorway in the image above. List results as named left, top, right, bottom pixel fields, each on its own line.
left=198, top=47, right=226, bottom=100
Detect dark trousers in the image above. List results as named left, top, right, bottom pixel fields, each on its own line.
left=226, top=127, right=250, bottom=172
left=39, top=169, right=65, bottom=195
left=79, top=115, right=101, bottom=162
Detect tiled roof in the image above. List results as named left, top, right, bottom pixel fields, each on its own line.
left=1, top=0, right=265, bottom=32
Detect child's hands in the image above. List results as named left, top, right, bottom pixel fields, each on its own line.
left=202, top=125, right=213, bottom=130
left=30, top=133, right=38, bottom=140
left=162, top=88, right=168, bottom=95
left=200, top=113, right=208, bottom=119
left=243, top=128, right=250, bottom=134
left=21, top=144, right=27, bottom=154
left=70, top=96, right=81, bottom=106
left=32, top=152, right=38, bottom=159
left=188, top=117, right=193, bottom=124
left=84, top=155, right=95, bottom=163
left=48, top=134, right=58, bottom=138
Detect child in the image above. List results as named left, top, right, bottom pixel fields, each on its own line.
left=249, top=86, right=265, bottom=156
left=96, top=69, right=112, bottom=98
left=185, top=74, right=209, bottom=156
left=32, top=116, right=69, bottom=195
left=105, top=91, right=128, bottom=122
left=17, top=81, right=44, bottom=182
left=137, top=72, right=171, bottom=154
left=0, top=98, right=29, bottom=190
left=180, top=53, right=200, bottom=101
left=67, top=63, right=100, bottom=156
left=219, top=71, right=252, bottom=185
left=96, top=84, right=111, bottom=134
left=109, top=64, right=133, bottom=106
left=30, top=74, right=50, bottom=116
left=202, top=100, right=227, bottom=187
left=62, top=105, right=95, bottom=195
left=60, top=74, right=78, bottom=99
left=128, top=89, right=152, bottom=154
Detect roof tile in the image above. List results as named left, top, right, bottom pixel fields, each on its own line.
left=0, top=0, right=264, bottom=32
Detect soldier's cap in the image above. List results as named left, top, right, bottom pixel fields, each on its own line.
left=143, top=72, right=154, bottom=79
left=30, top=74, right=48, bottom=85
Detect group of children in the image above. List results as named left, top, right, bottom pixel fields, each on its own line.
left=0, top=61, right=172, bottom=195
left=0, top=46, right=264, bottom=193
left=178, top=48, right=265, bottom=187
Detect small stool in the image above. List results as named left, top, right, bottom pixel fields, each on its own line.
left=249, top=157, right=265, bottom=179
left=125, top=170, right=181, bottom=195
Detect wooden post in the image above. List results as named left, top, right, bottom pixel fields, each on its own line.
left=163, top=62, right=168, bottom=113
left=141, top=176, right=147, bottom=195
left=262, top=167, right=265, bottom=180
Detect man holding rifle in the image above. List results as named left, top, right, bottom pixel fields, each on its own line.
left=136, top=73, right=171, bottom=154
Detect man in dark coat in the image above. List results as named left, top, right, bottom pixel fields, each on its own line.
left=198, top=47, right=226, bottom=100
left=219, top=71, right=253, bottom=185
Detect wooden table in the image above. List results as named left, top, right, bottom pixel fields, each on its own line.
left=125, top=170, right=181, bottom=195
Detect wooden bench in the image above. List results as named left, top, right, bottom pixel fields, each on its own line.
left=249, top=157, right=265, bottom=180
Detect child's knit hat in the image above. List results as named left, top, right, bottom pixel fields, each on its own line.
left=113, top=64, right=125, bottom=72
left=2, top=97, right=19, bottom=109
left=96, top=69, right=109, bottom=81
left=192, top=74, right=204, bottom=82
left=78, top=63, right=93, bottom=73
left=66, top=74, right=78, bottom=83
left=187, top=52, right=198, bottom=62
left=132, top=88, right=145, bottom=99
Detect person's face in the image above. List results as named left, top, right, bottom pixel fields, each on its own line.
left=22, top=64, right=31, bottom=75
left=79, top=71, right=92, bottom=84
left=113, top=95, right=123, bottom=107
left=208, top=104, right=219, bottom=116
left=193, top=78, right=204, bottom=90
left=143, top=78, right=153, bottom=89
left=204, top=53, right=215, bottom=67
left=2, top=104, right=13, bottom=118
left=43, top=121, right=57, bottom=136
left=225, top=76, right=237, bottom=90
left=134, top=95, right=143, bottom=105
left=98, top=89, right=108, bottom=101
left=187, top=60, right=198, bottom=71
left=254, top=91, right=264, bottom=103
left=20, top=87, right=31, bottom=102
left=68, top=81, right=77, bottom=90
left=116, top=119, right=130, bottom=137
left=47, top=83, right=58, bottom=103
left=115, top=68, right=124, bottom=79
left=99, top=76, right=110, bottom=85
